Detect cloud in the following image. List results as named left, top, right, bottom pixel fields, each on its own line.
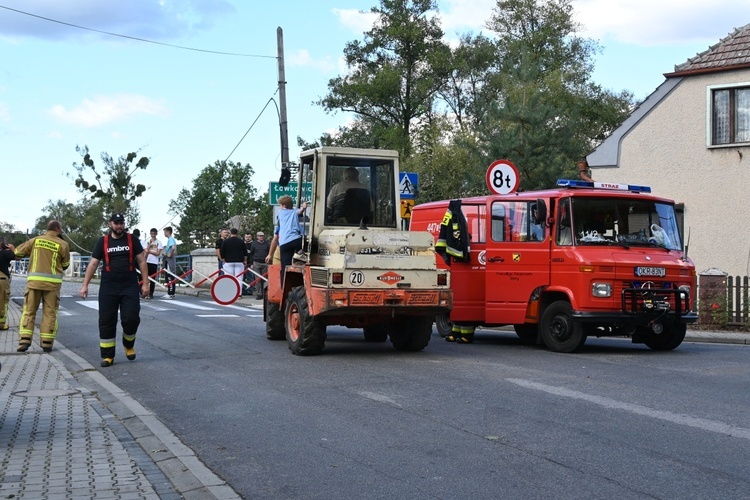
left=287, top=49, right=337, bottom=72
left=0, top=0, right=236, bottom=41
left=48, top=94, right=169, bottom=126
left=573, top=0, right=748, bottom=46
left=0, top=103, right=9, bottom=122
left=440, top=0, right=497, bottom=34
left=332, top=8, right=378, bottom=35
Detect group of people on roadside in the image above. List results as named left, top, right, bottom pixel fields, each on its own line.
left=214, top=227, right=271, bottom=300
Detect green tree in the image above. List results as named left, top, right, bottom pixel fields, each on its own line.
left=34, top=198, right=105, bottom=254
left=318, top=0, right=451, bottom=158
left=169, top=160, right=263, bottom=251
left=70, top=145, right=149, bottom=226
left=477, top=0, right=634, bottom=189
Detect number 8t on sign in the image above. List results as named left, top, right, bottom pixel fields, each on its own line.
left=485, top=159, right=520, bottom=195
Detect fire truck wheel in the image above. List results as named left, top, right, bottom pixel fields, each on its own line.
left=513, top=324, right=538, bottom=343
left=265, top=299, right=286, bottom=340
left=285, top=286, right=326, bottom=355
left=363, top=324, right=389, bottom=342
left=389, top=316, right=433, bottom=351
left=643, top=323, right=686, bottom=351
left=435, top=313, right=453, bottom=338
left=540, top=301, right=586, bottom=353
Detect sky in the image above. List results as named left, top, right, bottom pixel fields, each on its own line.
left=1, top=0, right=748, bottom=243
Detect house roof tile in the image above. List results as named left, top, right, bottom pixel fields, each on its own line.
left=667, top=23, right=750, bottom=76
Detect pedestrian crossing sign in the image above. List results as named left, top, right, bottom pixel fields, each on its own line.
left=401, top=199, right=415, bottom=219
left=399, top=172, right=418, bottom=199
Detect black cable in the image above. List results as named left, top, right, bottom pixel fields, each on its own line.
left=0, top=4, right=276, bottom=59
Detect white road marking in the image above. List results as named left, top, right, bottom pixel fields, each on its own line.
left=159, top=300, right=217, bottom=310
left=507, top=378, right=750, bottom=440
left=358, top=391, right=402, bottom=408
left=76, top=301, right=99, bottom=310
left=201, top=300, right=252, bottom=311
left=196, top=314, right=240, bottom=318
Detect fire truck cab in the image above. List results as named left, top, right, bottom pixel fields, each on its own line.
left=410, top=179, right=698, bottom=352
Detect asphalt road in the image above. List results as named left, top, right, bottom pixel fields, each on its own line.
left=48, top=292, right=750, bottom=499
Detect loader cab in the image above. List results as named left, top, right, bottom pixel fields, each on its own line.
left=299, top=147, right=401, bottom=241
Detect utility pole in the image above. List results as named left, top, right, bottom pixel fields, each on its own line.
left=277, top=27, right=291, bottom=185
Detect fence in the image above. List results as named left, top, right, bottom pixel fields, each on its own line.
left=11, top=254, right=193, bottom=283
left=725, top=275, right=749, bottom=327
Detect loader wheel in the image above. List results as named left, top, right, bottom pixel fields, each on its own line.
left=643, top=323, right=686, bottom=351
left=513, top=324, right=538, bottom=343
left=265, top=297, right=285, bottom=340
left=285, top=286, right=326, bottom=355
left=435, top=312, right=453, bottom=338
left=363, top=324, right=389, bottom=342
left=389, top=316, right=433, bottom=352
left=540, top=301, right=586, bottom=353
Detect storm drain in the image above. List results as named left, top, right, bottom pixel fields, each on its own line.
left=12, top=389, right=80, bottom=397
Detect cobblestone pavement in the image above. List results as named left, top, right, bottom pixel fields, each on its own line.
left=0, top=277, right=241, bottom=500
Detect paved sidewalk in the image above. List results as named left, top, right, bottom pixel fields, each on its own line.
left=0, top=278, right=241, bottom=500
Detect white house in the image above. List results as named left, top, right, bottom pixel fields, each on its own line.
left=586, top=23, right=750, bottom=279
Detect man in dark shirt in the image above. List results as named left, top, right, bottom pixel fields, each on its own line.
left=79, top=213, right=149, bottom=367
left=242, top=233, right=254, bottom=295
left=219, top=228, right=247, bottom=283
left=215, top=228, right=228, bottom=275
left=248, top=231, right=271, bottom=299
left=0, top=237, right=16, bottom=330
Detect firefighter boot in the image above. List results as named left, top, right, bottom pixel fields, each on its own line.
left=125, top=347, right=136, bottom=361
left=455, top=325, right=476, bottom=344
left=41, top=339, right=54, bottom=353
left=17, top=334, right=32, bottom=352
left=101, top=358, right=114, bottom=367
left=445, top=325, right=461, bottom=342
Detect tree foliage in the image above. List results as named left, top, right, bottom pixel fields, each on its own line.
left=477, top=0, right=634, bottom=190
left=169, top=160, right=266, bottom=251
left=318, top=0, right=451, bottom=157
left=318, top=0, right=634, bottom=200
left=70, top=145, right=149, bottom=226
left=34, top=198, right=105, bottom=254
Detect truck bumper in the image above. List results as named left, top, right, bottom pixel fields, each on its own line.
left=310, top=287, right=452, bottom=318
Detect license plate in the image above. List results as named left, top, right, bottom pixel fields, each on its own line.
left=635, top=266, right=666, bottom=277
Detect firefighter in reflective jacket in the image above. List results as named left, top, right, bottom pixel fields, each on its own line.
left=435, top=200, right=476, bottom=343
left=14, top=220, right=70, bottom=352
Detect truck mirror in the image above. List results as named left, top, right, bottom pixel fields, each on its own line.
left=534, top=199, right=547, bottom=224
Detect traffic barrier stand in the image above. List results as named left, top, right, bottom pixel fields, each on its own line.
left=192, top=269, right=221, bottom=288
left=164, top=268, right=196, bottom=289
left=138, top=268, right=168, bottom=289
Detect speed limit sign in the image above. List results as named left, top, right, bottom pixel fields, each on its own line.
left=486, top=159, right=520, bottom=195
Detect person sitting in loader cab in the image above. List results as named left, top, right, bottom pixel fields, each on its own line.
left=326, top=167, right=374, bottom=224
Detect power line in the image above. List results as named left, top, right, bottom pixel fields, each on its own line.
left=0, top=4, right=276, bottom=59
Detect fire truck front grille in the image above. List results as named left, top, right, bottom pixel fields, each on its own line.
left=619, top=281, right=688, bottom=317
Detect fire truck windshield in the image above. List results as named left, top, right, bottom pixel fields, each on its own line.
left=569, top=197, right=682, bottom=250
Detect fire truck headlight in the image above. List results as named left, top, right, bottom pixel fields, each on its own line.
left=679, top=285, right=691, bottom=299
left=592, top=283, right=612, bottom=298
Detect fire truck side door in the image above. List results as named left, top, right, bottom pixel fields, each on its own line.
left=484, top=199, right=551, bottom=325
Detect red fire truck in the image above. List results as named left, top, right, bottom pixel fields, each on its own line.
left=409, top=179, right=698, bottom=352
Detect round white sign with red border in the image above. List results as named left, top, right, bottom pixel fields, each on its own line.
left=486, top=159, right=520, bottom=195
left=211, top=274, right=241, bottom=305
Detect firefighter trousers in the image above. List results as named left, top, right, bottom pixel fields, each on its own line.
left=98, top=280, right=140, bottom=360
left=0, top=273, right=9, bottom=328
left=19, top=286, right=60, bottom=350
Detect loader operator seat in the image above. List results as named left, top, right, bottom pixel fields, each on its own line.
left=331, top=187, right=372, bottom=224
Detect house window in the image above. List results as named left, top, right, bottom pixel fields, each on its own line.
left=712, top=86, right=750, bottom=145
